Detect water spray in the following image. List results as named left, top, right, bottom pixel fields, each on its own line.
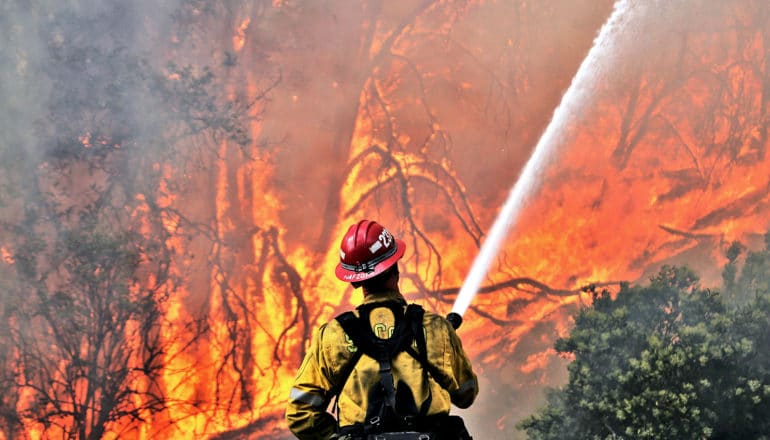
left=449, top=0, right=633, bottom=322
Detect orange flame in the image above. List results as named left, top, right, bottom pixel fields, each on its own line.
left=8, top=2, right=770, bottom=439
left=233, top=18, right=251, bottom=52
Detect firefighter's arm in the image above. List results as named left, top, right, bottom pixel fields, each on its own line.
left=286, top=325, right=337, bottom=440
left=446, top=325, right=479, bottom=409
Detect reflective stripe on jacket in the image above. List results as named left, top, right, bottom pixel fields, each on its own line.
left=285, top=290, right=478, bottom=440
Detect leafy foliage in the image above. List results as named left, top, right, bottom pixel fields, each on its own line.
left=519, top=240, right=770, bottom=439
left=723, top=232, right=770, bottom=305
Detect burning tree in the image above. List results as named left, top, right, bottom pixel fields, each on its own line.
left=0, top=0, right=273, bottom=437
left=2, top=0, right=770, bottom=438
left=11, top=226, right=171, bottom=439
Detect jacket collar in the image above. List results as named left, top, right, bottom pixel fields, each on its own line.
left=361, top=289, right=407, bottom=306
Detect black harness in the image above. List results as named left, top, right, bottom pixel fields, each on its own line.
left=333, top=301, right=450, bottom=435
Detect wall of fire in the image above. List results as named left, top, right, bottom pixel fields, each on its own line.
left=1, top=1, right=769, bottom=439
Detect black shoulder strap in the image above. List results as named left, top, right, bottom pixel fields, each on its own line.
left=336, top=310, right=366, bottom=349
left=403, top=305, right=453, bottom=392
left=402, top=304, right=433, bottom=416
left=329, top=311, right=364, bottom=399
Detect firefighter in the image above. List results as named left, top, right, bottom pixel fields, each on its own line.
left=286, top=220, right=478, bottom=440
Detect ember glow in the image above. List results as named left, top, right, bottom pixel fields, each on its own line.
left=1, top=1, right=770, bottom=439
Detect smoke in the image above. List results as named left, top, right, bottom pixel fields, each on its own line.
left=0, top=2, right=49, bottom=171
left=452, top=0, right=644, bottom=316
left=451, top=0, right=739, bottom=315
left=1, top=0, right=768, bottom=438
left=0, top=0, right=172, bottom=192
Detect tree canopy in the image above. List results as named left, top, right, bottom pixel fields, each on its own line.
left=519, top=233, right=770, bottom=439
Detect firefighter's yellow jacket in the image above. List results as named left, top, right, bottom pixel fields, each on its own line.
left=285, top=290, right=478, bottom=440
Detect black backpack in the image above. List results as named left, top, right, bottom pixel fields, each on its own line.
left=333, top=301, right=448, bottom=434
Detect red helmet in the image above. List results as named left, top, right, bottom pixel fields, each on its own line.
left=334, top=220, right=405, bottom=282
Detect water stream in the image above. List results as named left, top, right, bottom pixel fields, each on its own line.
left=452, top=0, right=634, bottom=316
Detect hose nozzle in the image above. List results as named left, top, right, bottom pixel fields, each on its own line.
left=446, top=312, right=463, bottom=330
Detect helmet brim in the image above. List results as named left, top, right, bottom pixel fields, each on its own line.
left=335, top=238, right=406, bottom=282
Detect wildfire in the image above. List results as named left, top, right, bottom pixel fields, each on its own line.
left=0, top=247, right=13, bottom=264
left=233, top=18, right=251, bottom=52
left=79, top=132, right=92, bottom=148
left=520, top=349, right=557, bottom=376
left=4, top=1, right=770, bottom=439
